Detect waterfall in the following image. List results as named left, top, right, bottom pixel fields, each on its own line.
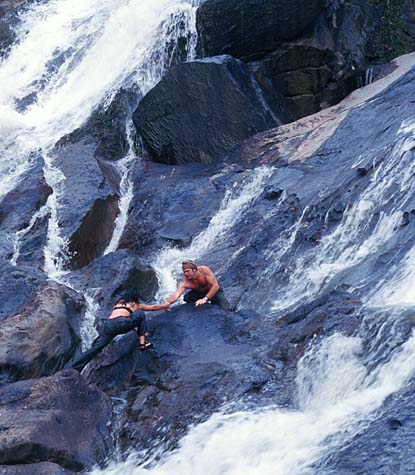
left=4, top=1, right=415, bottom=474
left=1, top=0, right=199, bottom=270
left=88, top=115, right=415, bottom=473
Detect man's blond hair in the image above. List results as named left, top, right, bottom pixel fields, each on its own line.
left=182, top=260, right=197, bottom=270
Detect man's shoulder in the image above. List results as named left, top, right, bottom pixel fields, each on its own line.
left=198, top=265, right=211, bottom=273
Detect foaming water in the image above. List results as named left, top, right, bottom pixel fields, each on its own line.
left=103, top=154, right=135, bottom=256
left=366, top=243, right=415, bottom=308
left=1, top=0, right=198, bottom=279
left=0, top=0, right=198, bottom=208
left=90, top=327, right=415, bottom=475
left=153, top=166, right=274, bottom=300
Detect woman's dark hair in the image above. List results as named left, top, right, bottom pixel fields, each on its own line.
left=115, top=288, right=140, bottom=304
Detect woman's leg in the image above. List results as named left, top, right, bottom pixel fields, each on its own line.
left=70, top=330, right=114, bottom=372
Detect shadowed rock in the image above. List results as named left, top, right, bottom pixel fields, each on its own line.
left=0, top=370, right=113, bottom=471
left=196, top=0, right=328, bottom=59
left=133, top=55, right=279, bottom=165
left=0, top=155, right=52, bottom=265
left=0, top=283, right=84, bottom=384
left=0, top=462, right=76, bottom=475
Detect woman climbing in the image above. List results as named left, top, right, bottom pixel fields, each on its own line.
left=70, top=289, right=169, bottom=372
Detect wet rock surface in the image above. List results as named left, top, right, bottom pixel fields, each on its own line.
left=0, top=282, right=84, bottom=384
left=1, top=2, right=415, bottom=472
left=133, top=55, right=279, bottom=165
left=0, top=155, right=52, bottom=264
left=319, top=382, right=415, bottom=475
left=0, top=370, right=114, bottom=472
left=0, top=462, right=76, bottom=475
left=52, top=140, right=119, bottom=270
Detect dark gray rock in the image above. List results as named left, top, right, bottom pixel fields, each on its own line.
left=196, top=0, right=328, bottom=59
left=196, top=0, right=415, bottom=122
left=0, top=19, right=14, bottom=56
left=0, top=155, right=52, bottom=265
left=52, top=140, right=119, bottom=270
left=133, top=55, right=279, bottom=165
left=0, top=262, right=47, bottom=322
left=0, top=370, right=113, bottom=471
left=0, top=462, right=76, bottom=475
left=116, top=304, right=273, bottom=453
left=58, top=88, right=139, bottom=162
left=0, top=282, right=84, bottom=384
left=119, top=160, right=224, bottom=256
left=68, top=248, right=159, bottom=321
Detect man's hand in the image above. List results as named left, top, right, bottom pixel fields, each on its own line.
left=163, top=302, right=171, bottom=312
left=195, top=297, right=208, bottom=307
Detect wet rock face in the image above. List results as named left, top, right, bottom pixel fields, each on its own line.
left=0, top=155, right=52, bottom=265
left=113, top=305, right=274, bottom=452
left=52, top=140, right=119, bottom=270
left=59, top=88, right=140, bottom=162
left=196, top=0, right=329, bottom=60
left=319, top=382, right=415, bottom=475
left=0, top=462, right=76, bottom=475
left=67, top=249, right=159, bottom=322
left=0, top=262, right=47, bottom=322
left=83, top=289, right=362, bottom=454
left=133, top=55, right=279, bottom=165
left=0, top=283, right=84, bottom=384
left=119, top=160, right=224, bottom=256
left=0, top=370, right=114, bottom=471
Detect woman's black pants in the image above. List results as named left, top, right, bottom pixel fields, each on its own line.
left=71, top=310, right=147, bottom=372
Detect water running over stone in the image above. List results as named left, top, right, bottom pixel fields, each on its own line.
left=153, top=166, right=274, bottom=301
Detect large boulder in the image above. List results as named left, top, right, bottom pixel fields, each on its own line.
left=0, top=262, right=47, bottom=322
left=51, top=140, right=119, bottom=270
left=0, top=282, right=84, bottom=384
left=196, top=0, right=415, bottom=122
left=132, top=55, right=279, bottom=165
left=196, top=0, right=329, bottom=59
left=0, top=155, right=52, bottom=265
left=0, top=462, right=75, bottom=475
left=0, top=370, right=113, bottom=471
left=67, top=248, right=159, bottom=322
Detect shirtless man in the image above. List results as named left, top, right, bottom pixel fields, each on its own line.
left=164, top=260, right=233, bottom=311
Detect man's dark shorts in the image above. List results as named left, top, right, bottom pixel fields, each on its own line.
left=183, top=288, right=234, bottom=311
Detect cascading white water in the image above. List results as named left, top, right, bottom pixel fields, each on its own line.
left=1, top=0, right=199, bottom=273
left=104, top=122, right=137, bottom=256
left=90, top=324, right=415, bottom=475
left=152, top=166, right=274, bottom=300
left=4, top=2, right=415, bottom=474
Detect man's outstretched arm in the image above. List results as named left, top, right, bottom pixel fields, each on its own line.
left=164, top=282, right=186, bottom=305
